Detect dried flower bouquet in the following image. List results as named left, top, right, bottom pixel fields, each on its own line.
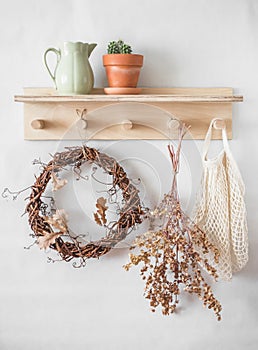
left=124, top=125, right=222, bottom=320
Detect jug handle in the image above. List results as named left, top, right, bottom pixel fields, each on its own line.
left=44, top=48, right=61, bottom=86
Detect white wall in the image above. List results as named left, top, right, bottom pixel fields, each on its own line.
left=1, top=0, right=258, bottom=349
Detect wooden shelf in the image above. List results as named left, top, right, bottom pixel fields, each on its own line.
left=15, top=87, right=243, bottom=103
left=14, top=87, right=243, bottom=140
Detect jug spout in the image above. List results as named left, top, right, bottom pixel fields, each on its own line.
left=88, top=43, right=97, bottom=57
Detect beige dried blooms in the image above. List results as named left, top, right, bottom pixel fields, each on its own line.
left=44, top=209, right=68, bottom=232
left=38, top=209, right=69, bottom=250
left=37, top=231, right=64, bottom=250
left=124, top=125, right=222, bottom=321
left=51, top=172, right=68, bottom=191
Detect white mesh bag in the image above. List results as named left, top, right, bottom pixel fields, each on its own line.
left=193, top=119, right=248, bottom=280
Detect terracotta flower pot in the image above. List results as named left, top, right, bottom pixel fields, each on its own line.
left=103, top=54, right=143, bottom=88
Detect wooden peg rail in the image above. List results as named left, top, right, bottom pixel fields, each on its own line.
left=14, top=87, right=243, bottom=140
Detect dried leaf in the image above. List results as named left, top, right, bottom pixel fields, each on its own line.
left=94, top=212, right=102, bottom=226
left=93, top=197, right=108, bottom=226
left=51, top=173, right=68, bottom=191
left=44, top=209, right=68, bottom=232
left=37, top=231, right=63, bottom=250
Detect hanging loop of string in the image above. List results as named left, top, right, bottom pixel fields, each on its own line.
left=76, top=108, right=89, bottom=144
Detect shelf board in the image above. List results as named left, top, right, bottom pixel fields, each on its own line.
left=14, top=87, right=243, bottom=103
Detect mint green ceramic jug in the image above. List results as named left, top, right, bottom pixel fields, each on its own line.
left=44, top=42, right=97, bottom=95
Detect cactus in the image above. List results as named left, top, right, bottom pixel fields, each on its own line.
left=107, top=40, right=132, bottom=54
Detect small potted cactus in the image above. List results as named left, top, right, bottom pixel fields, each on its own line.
left=103, top=39, right=144, bottom=94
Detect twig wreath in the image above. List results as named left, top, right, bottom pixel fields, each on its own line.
left=19, top=145, right=145, bottom=266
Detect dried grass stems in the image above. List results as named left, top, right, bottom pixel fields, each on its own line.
left=26, top=146, right=145, bottom=265
left=124, top=125, right=222, bottom=320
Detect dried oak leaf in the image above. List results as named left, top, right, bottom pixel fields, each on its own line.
left=51, top=173, right=68, bottom=191
left=44, top=209, right=68, bottom=232
left=93, top=197, right=108, bottom=226
left=94, top=212, right=102, bottom=226
left=37, top=231, right=63, bottom=250
left=38, top=209, right=69, bottom=250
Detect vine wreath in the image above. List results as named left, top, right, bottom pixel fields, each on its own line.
left=26, top=145, right=145, bottom=265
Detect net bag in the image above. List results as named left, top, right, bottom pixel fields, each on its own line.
left=193, top=119, right=248, bottom=280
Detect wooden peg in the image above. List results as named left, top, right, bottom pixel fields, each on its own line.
left=167, top=118, right=179, bottom=130
left=122, top=119, right=133, bottom=130
left=76, top=108, right=87, bottom=129
left=31, top=119, right=45, bottom=130
left=213, top=119, right=226, bottom=130
left=78, top=119, right=88, bottom=130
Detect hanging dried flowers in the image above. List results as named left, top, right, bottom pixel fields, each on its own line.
left=11, top=145, right=146, bottom=266
left=124, top=125, right=222, bottom=320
